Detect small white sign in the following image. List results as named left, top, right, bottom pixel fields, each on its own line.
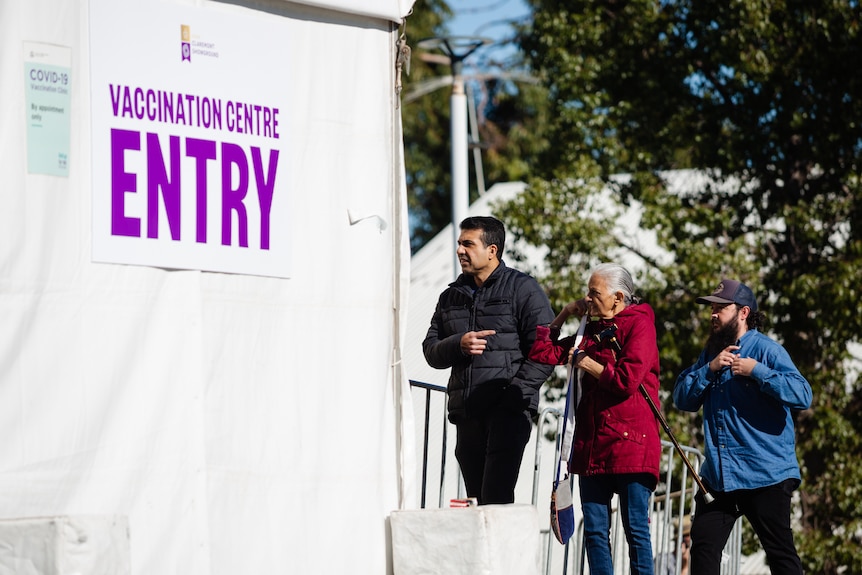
left=24, top=42, right=72, bottom=176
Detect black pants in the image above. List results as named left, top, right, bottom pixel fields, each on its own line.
left=690, top=479, right=802, bottom=575
left=454, top=406, right=532, bottom=505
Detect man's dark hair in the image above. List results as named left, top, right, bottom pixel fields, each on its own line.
left=460, top=216, right=505, bottom=256
left=746, top=308, right=766, bottom=330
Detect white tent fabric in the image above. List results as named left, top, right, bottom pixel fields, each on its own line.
left=293, top=0, right=415, bottom=21
left=0, top=0, right=414, bottom=573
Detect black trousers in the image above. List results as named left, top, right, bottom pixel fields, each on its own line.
left=454, top=406, right=532, bottom=505
left=690, top=479, right=803, bottom=575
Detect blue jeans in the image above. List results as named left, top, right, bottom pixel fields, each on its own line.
left=579, top=473, right=655, bottom=575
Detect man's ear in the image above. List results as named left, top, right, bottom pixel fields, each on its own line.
left=488, top=244, right=498, bottom=259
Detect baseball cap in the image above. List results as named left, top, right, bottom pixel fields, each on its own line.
left=696, top=279, right=758, bottom=312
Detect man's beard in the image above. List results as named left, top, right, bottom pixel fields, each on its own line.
left=706, top=312, right=740, bottom=358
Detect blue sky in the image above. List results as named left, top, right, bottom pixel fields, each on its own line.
left=440, top=0, right=530, bottom=71
left=445, top=0, right=529, bottom=39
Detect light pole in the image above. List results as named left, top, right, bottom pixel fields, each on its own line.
left=416, top=36, right=491, bottom=279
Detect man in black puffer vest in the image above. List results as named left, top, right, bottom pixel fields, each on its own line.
left=423, top=216, right=555, bottom=504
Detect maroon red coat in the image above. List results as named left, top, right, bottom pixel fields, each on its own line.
left=530, top=303, right=661, bottom=484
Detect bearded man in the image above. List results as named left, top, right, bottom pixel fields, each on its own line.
left=674, top=279, right=812, bottom=575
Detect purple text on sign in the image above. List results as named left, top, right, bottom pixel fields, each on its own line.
left=109, top=128, right=279, bottom=250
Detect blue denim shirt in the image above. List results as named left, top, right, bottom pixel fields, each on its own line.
left=673, top=329, right=812, bottom=492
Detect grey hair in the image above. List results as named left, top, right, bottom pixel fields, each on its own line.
left=590, top=263, right=641, bottom=305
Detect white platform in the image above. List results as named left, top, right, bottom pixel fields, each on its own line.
left=0, top=516, right=130, bottom=575
left=390, top=504, right=541, bottom=575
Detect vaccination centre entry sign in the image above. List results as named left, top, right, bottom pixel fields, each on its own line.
left=90, top=0, right=293, bottom=278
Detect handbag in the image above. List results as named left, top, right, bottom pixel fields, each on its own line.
left=550, top=473, right=574, bottom=545
left=550, top=316, right=586, bottom=545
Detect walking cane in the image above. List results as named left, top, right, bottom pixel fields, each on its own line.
left=639, top=385, right=715, bottom=504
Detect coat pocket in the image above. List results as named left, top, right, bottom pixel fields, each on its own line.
left=602, top=414, right=646, bottom=446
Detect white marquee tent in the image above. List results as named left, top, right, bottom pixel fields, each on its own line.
left=0, top=0, right=416, bottom=572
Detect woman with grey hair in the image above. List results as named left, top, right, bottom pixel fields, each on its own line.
left=530, top=263, right=661, bottom=575
left=590, top=262, right=640, bottom=305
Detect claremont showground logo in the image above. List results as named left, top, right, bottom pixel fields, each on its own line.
left=180, top=24, right=219, bottom=62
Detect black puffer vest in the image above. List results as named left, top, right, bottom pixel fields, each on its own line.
left=423, top=262, right=554, bottom=422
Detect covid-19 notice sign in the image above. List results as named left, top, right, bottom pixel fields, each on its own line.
left=25, top=42, right=72, bottom=177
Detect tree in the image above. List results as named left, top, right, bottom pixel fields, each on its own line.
left=502, top=0, right=862, bottom=571
left=400, top=0, right=452, bottom=252
left=402, top=0, right=552, bottom=253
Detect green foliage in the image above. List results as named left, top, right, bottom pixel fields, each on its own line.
left=400, top=0, right=452, bottom=252
left=402, top=0, right=553, bottom=253
left=503, top=0, right=862, bottom=571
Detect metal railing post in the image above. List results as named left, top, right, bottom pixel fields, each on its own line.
left=439, top=398, right=448, bottom=508
left=421, top=387, right=431, bottom=508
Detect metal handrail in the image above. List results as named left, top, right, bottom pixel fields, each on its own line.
left=408, top=380, right=447, bottom=508
left=406, top=379, right=741, bottom=575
